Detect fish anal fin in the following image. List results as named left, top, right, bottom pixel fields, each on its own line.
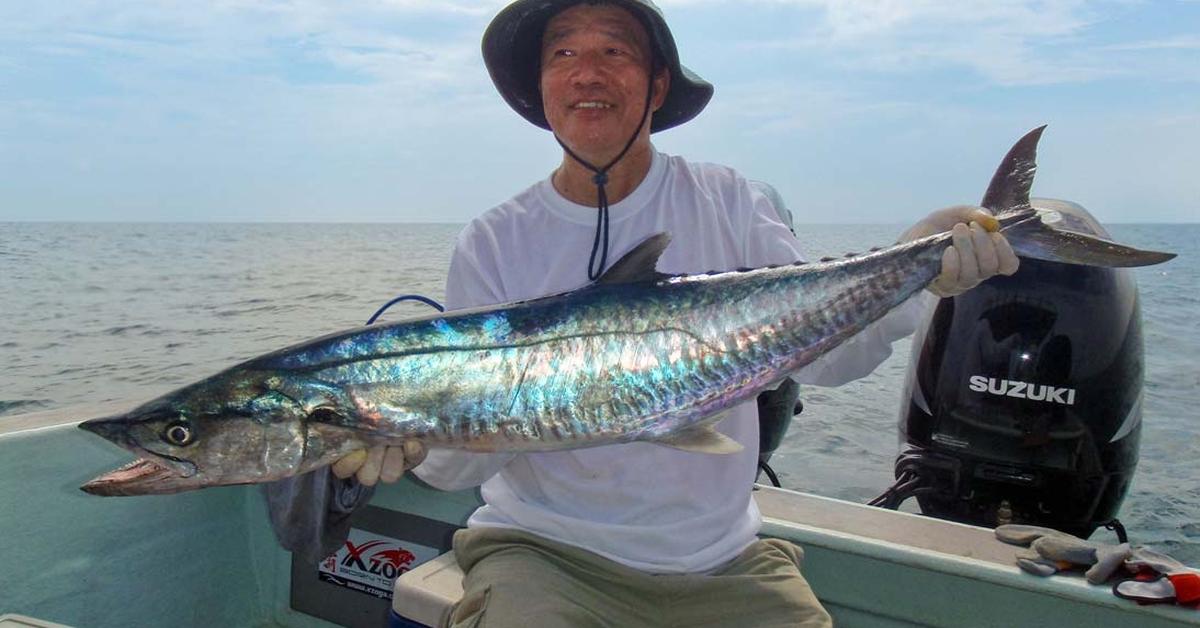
left=654, top=424, right=743, bottom=454
left=598, top=232, right=672, bottom=284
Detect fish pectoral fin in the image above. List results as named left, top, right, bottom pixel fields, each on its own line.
left=654, top=425, right=743, bottom=454
left=305, top=423, right=372, bottom=461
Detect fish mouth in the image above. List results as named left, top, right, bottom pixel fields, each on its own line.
left=81, top=456, right=196, bottom=496
left=80, top=414, right=200, bottom=495
left=79, top=411, right=202, bottom=496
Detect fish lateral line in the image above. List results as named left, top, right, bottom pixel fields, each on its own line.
left=275, top=325, right=731, bottom=375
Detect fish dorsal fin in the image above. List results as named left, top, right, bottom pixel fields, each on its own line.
left=597, top=232, right=672, bottom=284
left=981, top=125, right=1045, bottom=213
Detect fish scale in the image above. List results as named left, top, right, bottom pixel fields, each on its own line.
left=341, top=244, right=928, bottom=449
left=296, top=246, right=940, bottom=451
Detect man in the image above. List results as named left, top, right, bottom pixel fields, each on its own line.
left=267, top=1, right=1017, bottom=626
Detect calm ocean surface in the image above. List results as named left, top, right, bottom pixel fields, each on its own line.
left=2, top=222, right=1196, bottom=564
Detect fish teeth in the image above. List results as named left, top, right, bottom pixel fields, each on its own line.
left=116, top=458, right=148, bottom=471
left=108, top=458, right=163, bottom=474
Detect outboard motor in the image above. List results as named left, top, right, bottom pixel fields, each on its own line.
left=880, top=199, right=1144, bottom=539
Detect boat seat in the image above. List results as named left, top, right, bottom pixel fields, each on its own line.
left=390, top=551, right=464, bottom=628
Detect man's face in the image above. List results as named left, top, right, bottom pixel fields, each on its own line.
left=539, top=3, right=669, bottom=161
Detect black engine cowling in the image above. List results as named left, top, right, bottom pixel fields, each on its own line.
left=895, top=199, right=1144, bottom=538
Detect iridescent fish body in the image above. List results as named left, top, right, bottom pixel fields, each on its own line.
left=79, top=127, right=1175, bottom=495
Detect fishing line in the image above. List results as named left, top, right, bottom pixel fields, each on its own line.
left=366, top=294, right=445, bottom=325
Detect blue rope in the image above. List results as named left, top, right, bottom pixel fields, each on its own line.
left=366, top=294, right=445, bottom=325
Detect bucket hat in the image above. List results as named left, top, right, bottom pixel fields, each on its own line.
left=482, top=0, right=713, bottom=133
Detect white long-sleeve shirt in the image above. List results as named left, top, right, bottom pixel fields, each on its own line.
left=413, top=150, right=925, bottom=573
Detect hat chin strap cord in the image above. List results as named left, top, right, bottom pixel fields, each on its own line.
left=554, top=60, right=657, bottom=281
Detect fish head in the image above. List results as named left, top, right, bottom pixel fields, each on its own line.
left=79, top=371, right=367, bottom=496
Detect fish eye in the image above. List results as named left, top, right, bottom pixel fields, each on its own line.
left=162, top=421, right=195, bottom=447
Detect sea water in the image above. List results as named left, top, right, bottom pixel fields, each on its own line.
left=2, top=221, right=1196, bottom=564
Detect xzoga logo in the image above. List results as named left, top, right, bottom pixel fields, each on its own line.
left=968, top=375, right=1076, bottom=405
left=341, top=540, right=418, bottom=579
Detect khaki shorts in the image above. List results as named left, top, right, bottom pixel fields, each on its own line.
left=445, top=527, right=832, bottom=628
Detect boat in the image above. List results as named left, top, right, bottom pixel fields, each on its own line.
left=2, top=400, right=1198, bottom=628
left=3, top=195, right=1191, bottom=626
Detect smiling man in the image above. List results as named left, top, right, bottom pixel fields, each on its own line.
left=542, top=5, right=665, bottom=159
left=266, top=1, right=1017, bottom=626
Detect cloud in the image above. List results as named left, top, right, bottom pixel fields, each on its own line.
left=670, top=0, right=1195, bottom=86
left=0, top=0, right=504, bottom=145
left=1, top=0, right=1196, bottom=222
left=1101, top=34, right=1200, bottom=51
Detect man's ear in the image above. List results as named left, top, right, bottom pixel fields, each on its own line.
left=652, top=67, right=671, bottom=111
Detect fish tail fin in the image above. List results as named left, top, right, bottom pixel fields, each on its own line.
left=982, top=126, right=1175, bottom=268
left=995, top=208, right=1175, bottom=267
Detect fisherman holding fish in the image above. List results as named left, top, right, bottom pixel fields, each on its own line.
left=269, top=1, right=1018, bottom=625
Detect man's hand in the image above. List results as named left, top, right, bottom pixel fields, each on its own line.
left=331, top=442, right=427, bottom=486
left=899, top=205, right=1020, bottom=298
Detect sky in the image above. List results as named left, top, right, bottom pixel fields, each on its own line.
left=1, top=0, right=1197, bottom=223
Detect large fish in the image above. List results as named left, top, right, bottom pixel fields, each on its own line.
left=79, top=127, right=1174, bottom=496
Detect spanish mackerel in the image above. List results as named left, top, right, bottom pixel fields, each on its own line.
left=79, top=127, right=1175, bottom=496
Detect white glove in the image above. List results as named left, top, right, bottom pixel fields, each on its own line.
left=331, top=441, right=427, bottom=486
left=995, top=524, right=1131, bottom=584
left=899, top=205, right=1020, bottom=298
